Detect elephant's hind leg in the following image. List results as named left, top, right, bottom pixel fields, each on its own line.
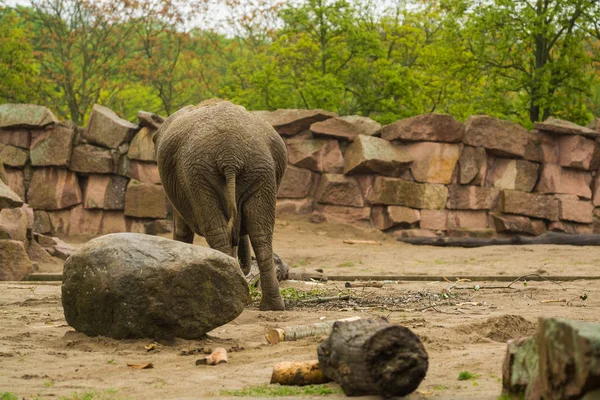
left=174, top=210, right=194, bottom=244
left=238, top=235, right=252, bottom=276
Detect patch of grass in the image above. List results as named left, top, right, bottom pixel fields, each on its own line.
left=58, top=389, right=125, bottom=400
left=1, top=393, right=18, bottom=400
left=220, top=384, right=342, bottom=397
left=107, top=359, right=117, bottom=364
left=280, top=287, right=328, bottom=302
left=433, top=259, right=448, bottom=265
left=44, top=381, right=55, bottom=388
left=432, top=385, right=449, bottom=391
left=337, top=261, right=354, bottom=268
left=458, top=371, right=478, bottom=381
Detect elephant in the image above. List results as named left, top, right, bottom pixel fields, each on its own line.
left=153, top=99, right=287, bottom=311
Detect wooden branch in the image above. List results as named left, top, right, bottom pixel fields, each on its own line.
left=300, top=295, right=350, bottom=304
left=270, top=361, right=331, bottom=386
left=266, top=317, right=361, bottom=344
left=345, top=281, right=384, bottom=288
left=398, top=233, right=600, bottom=247
left=195, top=347, right=228, bottom=365
left=318, top=318, right=428, bottom=397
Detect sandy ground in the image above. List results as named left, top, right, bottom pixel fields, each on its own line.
left=1, top=215, right=600, bottom=400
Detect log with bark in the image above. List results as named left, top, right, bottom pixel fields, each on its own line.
left=398, top=232, right=600, bottom=247
left=317, top=318, right=428, bottom=397
left=270, top=360, right=332, bottom=386
left=266, top=317, right=361, bottom=344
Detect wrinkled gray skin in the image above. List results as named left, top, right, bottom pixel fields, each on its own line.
left=153, top=99, right=287, bottom=311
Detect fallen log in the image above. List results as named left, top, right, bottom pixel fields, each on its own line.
left=195, top=347, right=228, bottom=365
left=398, top=232, right=600, bottom=247
left=266, top=316, right=361, bottom=344
left=270, top=360, right=332, bottom=386
left=317, top=318, right=428, bottom=397
left=345, top=281, right=384, bottom=288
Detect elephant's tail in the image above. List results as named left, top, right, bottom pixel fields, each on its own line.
left=224, top=168, right=237, bottom=242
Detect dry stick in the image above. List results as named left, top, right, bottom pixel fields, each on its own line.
left=343, top=239, right=382, bottom=245
left=540, top=299, right=567, bottom=303
left=266, top=316, right=361, bottom=344
left=345, top=281, right=384, bottom=288
left=300, top=295, right=351, bottom=304
left=453, top=273, right=562, bottom=290
left=270, top=360, right=332, bottom=386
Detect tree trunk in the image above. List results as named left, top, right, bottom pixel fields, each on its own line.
left=397, top=232, right=600, bottom=247
left=317, top=318, right=428, bottom=397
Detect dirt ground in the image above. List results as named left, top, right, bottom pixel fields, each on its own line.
left=1, top=215, right=600, bottom=400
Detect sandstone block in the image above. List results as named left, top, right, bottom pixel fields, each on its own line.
left=491, top=213, right=546, bottom=236
left=62, top=233, right=248, bottom=339
left=124, top=180, right=168, bottom=219
left=557, top=134, right=600, bottom=170
left=447, top=211, right=489, bottom=229
left=367, top=177, right=448, bottom=210
left=0, top=207, right=28, bottom=242
left=535, top=117, right=599, bottom=138
left=500, top=190, right=559, bottom=221
left=254, top=109, right=337, bottom=136
left=458, top=146, right=487, bottom=185
left=30, top=122, right=76, bottom=166
left=0, top=144, right=28, bottom=167
left=123, top=159, right=161, bottom=184
left=286, top=139, right=344, bottom=173
left=83, top=104, right=138, bottom=149
left=535, top=164, right=592, bottom=199
left=373, top=206, right=420, bottom=230
left=337, top=115, right=381, bottom=137
left=0, top=129, right=30, bottom=148
left=3, top=167, right=25, bottom=200
left=48, top=205, right=127, bottom=236
left=557, top=199, right=593, bottom=223
left=33, top=210, right=52, bottom=234
left=314, top=174, right=364, bottom=207
left=550, top=220, right=594, bottom=234
left=27, top=168, right=82, bottom=210
left=0, top=180, right=23, bottom=208
left=277, top=166, right=313, bottom=199
left=404, top=142, right=462, bottom=184
left=594, top=175, right=600, bottom=207
left=524, top=130, right=542, bottom=162
left=355, top=175, right=375, bottom=198
left=464, top=115, right=528, bottom=157
left=381, top=113, right=464, bottom=142
left=446, top=185, right=500, bottom=210
left=83, top=175, right=128, bottom=210
left=0, top=104, right=58, bottom=129
left=70, top=144, right=115, bottom=174
left=538, top=132, right=559, bottom=164
left=128, top=127, right=156, bottom=161
left=137, top=110, right=165, bottom=130
left=310, top=117, right=364, bottom=141
left=0, top=240, right=33, bottom=280
left=27, top=239, right=57, bottom=264
left=276, top=199, right=314, bottom=216
left=343, top=135, right=412, bottom=176
left=486, top=158, right=539, bottom=192
left=314, top=204, right=371, bottom=224
left=420, top=209, right=447, bottom=230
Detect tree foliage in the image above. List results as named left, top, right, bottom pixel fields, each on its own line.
left=1, top=0, right=599, bottom=126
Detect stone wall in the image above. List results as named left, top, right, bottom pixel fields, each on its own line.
left=2, top=103, right=600, bottom=242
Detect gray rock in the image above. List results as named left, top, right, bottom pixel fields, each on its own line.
left=0, top=104, right=58, bottom=129
left=62, top=233, right=249, bottom=340
left=83, top=104, right=138, bottom=149
left=0, top=180, right=23, bottom=208
left=248, top=252, right=289, bottom=281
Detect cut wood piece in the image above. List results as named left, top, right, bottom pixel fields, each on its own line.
left=270, top=360, right=332, bottom=386
left=195, top=347, right=228, bottom=365
left=345, top=281, right=384, bottom=288
left=266, top=316, right=361, bottom=344
left=343, top=239, right=382, bottom=245
left=317, top=318, right=428, bottom=397
left=398, top=232, right=600, bottom=247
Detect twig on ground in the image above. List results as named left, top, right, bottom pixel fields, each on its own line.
left=300, top=295, right=351, bottom=304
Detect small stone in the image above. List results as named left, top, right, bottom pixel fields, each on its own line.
left=381, top=113, right=464, bottom=142
left=463, top=115, right=528, bottom=157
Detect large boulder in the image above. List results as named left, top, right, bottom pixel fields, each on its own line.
left=310, top=117, right=365, bottom=141
left=458, top=146, right=487, bottom=185
left=0, top=180, right=23, bottom=208
left=128, top=127, right=156, bottom=161
left=0, top=240, right=33, bottom=280
left=124, top=180, right=168, bottom=219
left=82, top=104, right=138, bottom=149
left=277, top=166, right=314, bottom=199
left=500, top=190, right=559, bottom=221
left=486, top=158, right=539, bottom=192
left=463, top=115, right=528, bottom=157
left=27, top=168, right=82, bottom=210
left=366, top=177, right=448, bottom=210
left=61, top=233, right=249, bottom=340
left=343, top=135, right=412, bottom=176
left=314, top=174, right=364, bottom=207
left=534, top=117, right=599, bottom=138
left=0, top=104, right=58, bottom=129
left=285, top=139, right=344, bottom=173
left=30, top=122, right=76, bottom=167
left=83, top=175, right=128, bottom=210
left=254, top=109, right=337, bottom=136
left=381, top=113, right=464, bottom=142
left=337, top=115, right=381, bottom=137
left=535, top=164, right=592, bottom=199
left=0, top=129, right=30, bottom=148
left=404, top=142, right=462, bottom=184
left=0, top=144, right=28, bottom=167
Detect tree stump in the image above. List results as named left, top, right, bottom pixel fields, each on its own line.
left=317, top=318, right=428, bottom=397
